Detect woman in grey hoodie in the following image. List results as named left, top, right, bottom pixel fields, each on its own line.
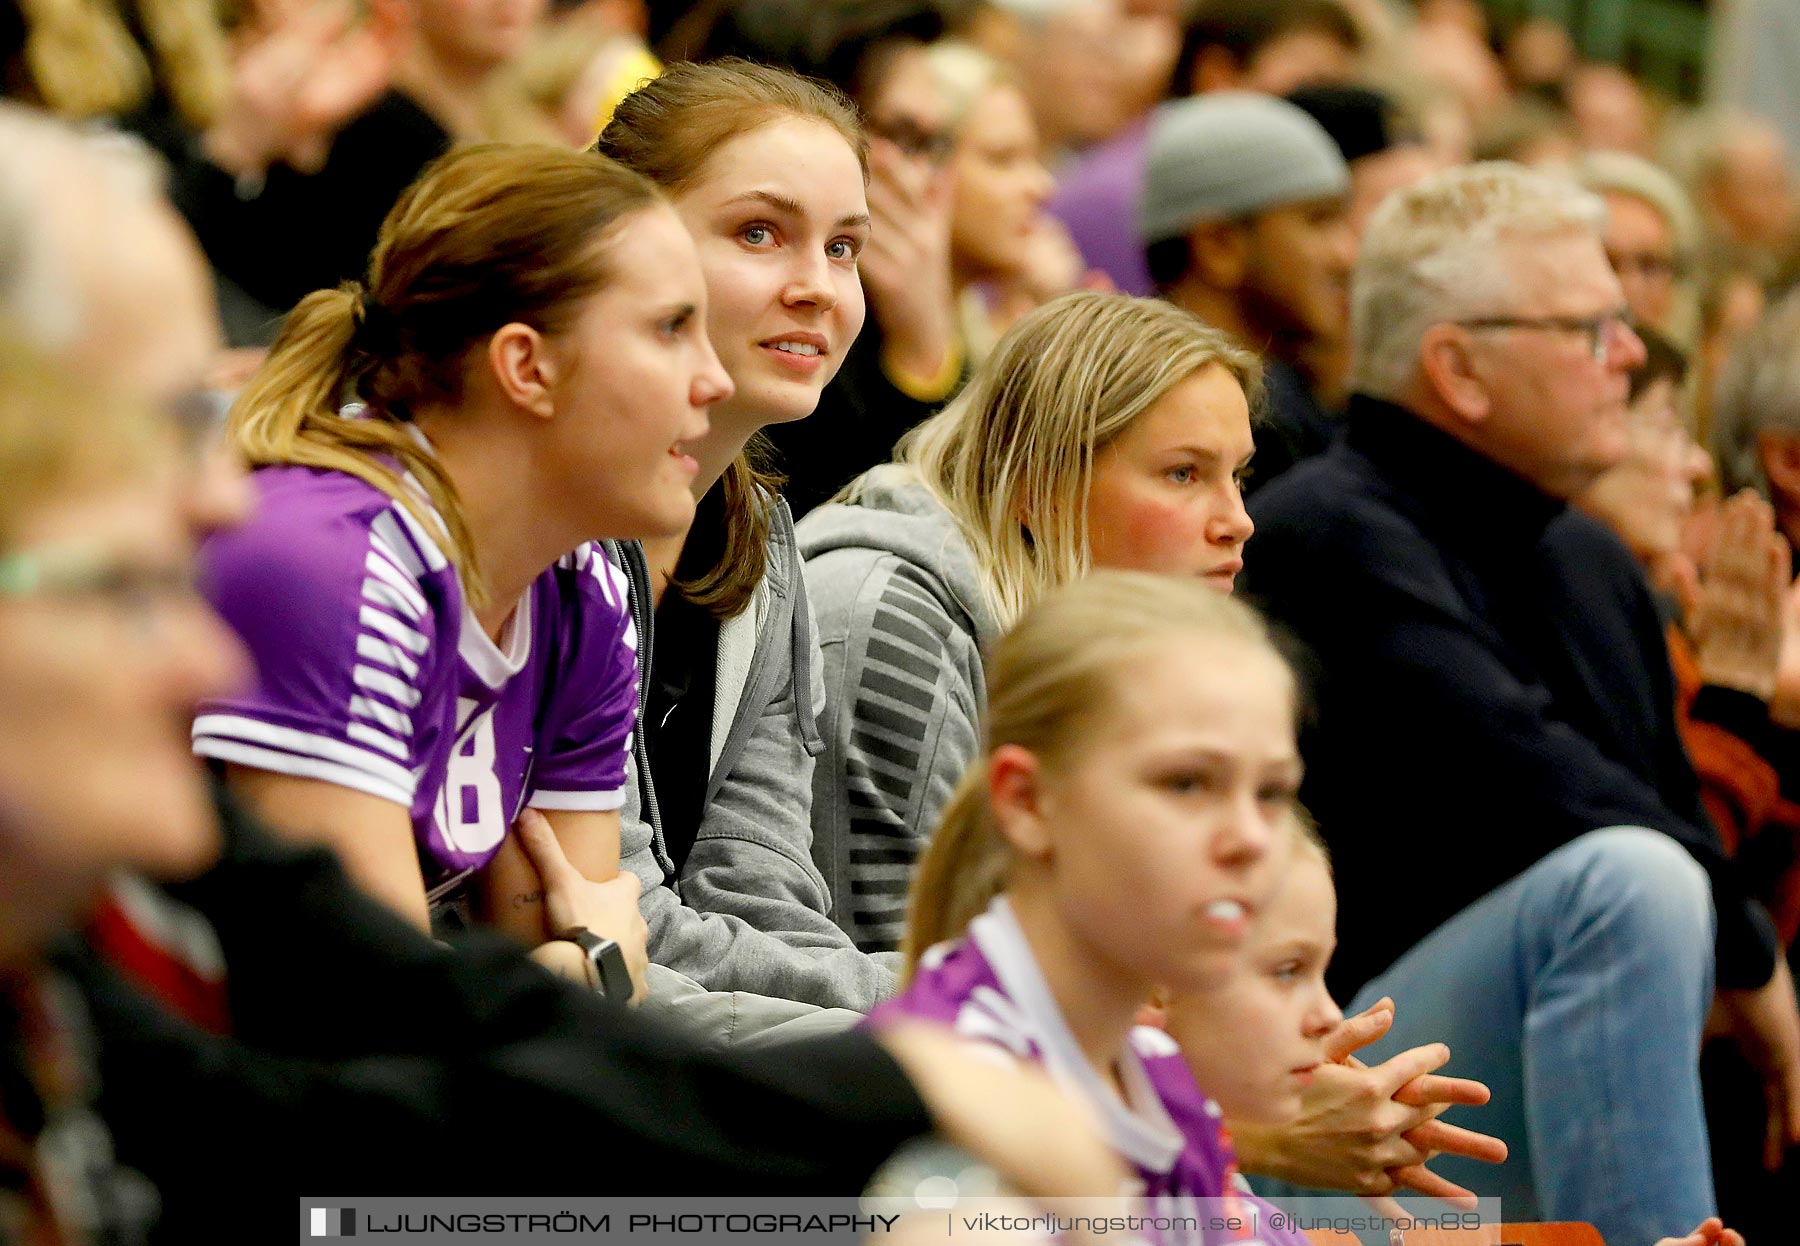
left=799, top=297, right=1511, bottom=1205
left=798, top=292, right=1262, bottom=954
left=592, top=61, right=900, bottom=1017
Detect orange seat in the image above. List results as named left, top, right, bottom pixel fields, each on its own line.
left=1304, top=1222, right=1602, bottom=1246
left=1495, top=1226, right=1604, bottom=1246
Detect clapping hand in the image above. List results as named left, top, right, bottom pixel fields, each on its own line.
left=205, top=0, right=411, bottom=177
left=1691, top=490, right=1788, bottom=703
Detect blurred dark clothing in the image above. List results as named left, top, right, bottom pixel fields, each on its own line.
left=53, top=785, right=931, bottom=1238
left=688, top=0, right=944, bottom=94
left=164, top=91, right=449, bottom=321
left=1243, top=395, right=1780, bottom=999
left=1242, top=357, right=1338, bottom=500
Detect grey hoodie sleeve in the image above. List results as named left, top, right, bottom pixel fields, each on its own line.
left=675, top=634, right=903, bottom=1010
left=619, top=746, right=897, bottom=1012
left=622, top=763, right=896, bottom=1015
left=809, top=553, right=985, bottom=954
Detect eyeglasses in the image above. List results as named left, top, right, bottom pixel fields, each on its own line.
left=1453, top=310, right=1636, bottom=364
left=865, top=116, right=955, bottom=165
left=165, top=386, right=232, bottom=459
left=1606, top=250, right=1687, bottom=283
left=0, top=546, right=200, bottom=639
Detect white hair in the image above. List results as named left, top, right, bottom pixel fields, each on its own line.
left=924, top=41, right=1012, bottom=133
left=1713, top=289, right=1800, bottom=497
left=1350, top=161, right=1607, bottom=400
left=0, top=103, right=167, bottom=353
left=1574, top=150, right=1700, bottom=256
left=984, top=0, right=1091, bottom=27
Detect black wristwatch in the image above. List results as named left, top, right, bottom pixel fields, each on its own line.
left=555, top=926, right=632, bottom=999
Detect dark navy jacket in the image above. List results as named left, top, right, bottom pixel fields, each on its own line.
left=1243, top=395, right=1778, bottom=998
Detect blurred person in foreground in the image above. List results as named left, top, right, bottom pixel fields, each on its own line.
left=0, top=336, right=1129, bottom=1241
left=1241, top=162, right=1800, bottom=1242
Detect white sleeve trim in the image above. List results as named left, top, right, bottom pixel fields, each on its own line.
left=192, top=713, right=415, bottom=795
left=193, top=738, right=414, bottom=808
left=526, top=787, right=627, bottom=812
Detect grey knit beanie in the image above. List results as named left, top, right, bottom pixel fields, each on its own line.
left=1138, top=92, right=1351, bottom=244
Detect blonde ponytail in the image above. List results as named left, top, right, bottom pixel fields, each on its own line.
left=228, top=143, right=664, bottom=612
left=229, top=283, right=484, bottom=603
left=900, top=767, right=1011, bottom=980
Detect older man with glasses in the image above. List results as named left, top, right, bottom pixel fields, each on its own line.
left=1240, top=162, right=1800, bottom=1243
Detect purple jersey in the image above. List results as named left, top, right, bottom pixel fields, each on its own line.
left=871, top=898, right=1256, bottom=1242
left=193, top=465, right=639, bottom=893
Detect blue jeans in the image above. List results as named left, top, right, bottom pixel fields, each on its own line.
left=1264, top=827, right=1717, bottom=1243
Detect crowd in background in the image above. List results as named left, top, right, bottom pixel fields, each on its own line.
left=4, top=0, right=1800, bottom=1242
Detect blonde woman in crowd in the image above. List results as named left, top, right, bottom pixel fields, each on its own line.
left=800, top=291, right=1260, bottom=955
left=921, top=41, right=1068, bottom=364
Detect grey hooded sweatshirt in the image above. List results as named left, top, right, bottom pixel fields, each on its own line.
left=607, top=497, right=899, bottom=1012
left=795, top=467, right=1001, bottom=953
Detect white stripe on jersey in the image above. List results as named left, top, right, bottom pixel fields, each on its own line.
left=347, top=721, right=410, bottom=761
left=362, top=577, right=424, bottom=623
left=369, top=527, right=423, bottom=581
left=353, top=663, right=422, bottom=708
left=358, top=606, right=429, bottom=655
left=356, top=633, right=421, bottom=680
left=192, top=714, right=416, bottom=794
left=193, top=739, right=414, bottom=807
left=379, top=504, right=450, bottom=574
left=363, top=550, right=429, bottom=619
left=526, top=787, right=627, bottom=812
left=956, top=984, right=1041, bottom=1060
left=570, top=544, right=640, bottom=655
left=350, top=695, right=413, bottom=736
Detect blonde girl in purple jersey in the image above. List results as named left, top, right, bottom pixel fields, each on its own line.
left=871, top=571, right=1302, bottom=1224
left=193, top=143, right=732, bottom=998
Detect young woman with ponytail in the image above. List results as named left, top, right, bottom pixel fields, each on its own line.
left=585, top=59, right=900, bottom=1016
left=192, top=142, right=733, bottom=1000
left=868, top=570, right=1302, bottom=1225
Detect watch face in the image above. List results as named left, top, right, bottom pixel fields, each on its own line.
left=594, top=939, right=632, bottom=1000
